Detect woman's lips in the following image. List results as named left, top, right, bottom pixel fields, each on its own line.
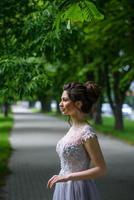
left=60, top=108, right=65, bottom=112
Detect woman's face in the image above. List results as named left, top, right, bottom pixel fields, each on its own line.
left=59, top=90, right=78, bottom=116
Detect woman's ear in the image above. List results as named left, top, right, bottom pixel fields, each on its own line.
left=75, top=101, right=82, bottom=109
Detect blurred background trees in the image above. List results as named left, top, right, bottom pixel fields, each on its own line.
left=0, top=0, right=134, bottom=130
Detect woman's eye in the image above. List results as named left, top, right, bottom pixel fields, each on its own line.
left=62, top=98, right=69, bottom=102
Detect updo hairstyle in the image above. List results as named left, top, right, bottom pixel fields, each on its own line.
left=63, top=81, right=101, bottom=114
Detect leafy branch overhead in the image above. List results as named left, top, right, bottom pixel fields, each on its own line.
left=0, top=56, right=50, bottom=102
left=54, top=0, right=104, bottom=32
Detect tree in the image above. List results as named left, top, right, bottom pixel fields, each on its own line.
left=2, top=0, right=133, bottom=131
left=0, top=0, right=50, bottom=115
left=40, top=0, right=134, bottom=130
left=80, top=0, right=134, bottom=129
left=0, top=56, right=49, bottom=116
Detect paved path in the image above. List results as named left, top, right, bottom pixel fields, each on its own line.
left=3, top=106, right=134, bottom=200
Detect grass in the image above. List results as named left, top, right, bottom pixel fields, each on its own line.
left=0, top=113, right=13, bottom=187
left=94, top=116, right=134, bottom=145
left=29, top=108, right=40, bottom=113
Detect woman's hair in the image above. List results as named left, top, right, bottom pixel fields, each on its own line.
left=63, top=81, right=101, bottom=114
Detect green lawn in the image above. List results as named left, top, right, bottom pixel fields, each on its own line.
left=0, top=114, right=13, bottom=186
left=94, top=116, right=134, bottom=145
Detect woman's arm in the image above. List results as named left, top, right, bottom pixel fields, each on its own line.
left=68, top=137, right=107, bottom=181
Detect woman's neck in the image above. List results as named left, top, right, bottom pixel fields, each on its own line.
left=71, top=115, right=88, bottom=127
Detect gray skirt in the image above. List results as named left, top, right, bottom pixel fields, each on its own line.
left=53, top=179, right=101, bottom=200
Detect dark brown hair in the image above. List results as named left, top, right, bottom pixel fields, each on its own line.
left=63, top=81, right=101, bottom=114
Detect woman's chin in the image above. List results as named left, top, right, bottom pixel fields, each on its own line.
left=61, top=111, right=68, bottom=115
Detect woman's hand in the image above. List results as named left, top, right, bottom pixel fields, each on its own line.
left=47, top=174, right=70, bottom=189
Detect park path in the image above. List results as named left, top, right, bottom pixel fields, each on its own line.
left=3, top=106, right=134, bottom=200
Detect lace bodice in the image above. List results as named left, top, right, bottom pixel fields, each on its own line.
left=56, top=124, right=97, bottom=175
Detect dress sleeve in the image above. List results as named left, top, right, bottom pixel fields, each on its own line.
left=81, top=125, right=97, bottom=143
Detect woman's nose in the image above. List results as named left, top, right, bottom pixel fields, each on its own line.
left=59, top=102, right=62, bottom=107
left=59, top=100, right=64, bottom=107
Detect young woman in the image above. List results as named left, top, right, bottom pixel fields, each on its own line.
left=47, top=82, right=107, bottom=200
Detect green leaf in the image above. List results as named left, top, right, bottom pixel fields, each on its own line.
left=82, top=1, right=104, bottom=21
left=53, top=0, right=104, bottom=34
left=63, top=4, right=84, bottom=22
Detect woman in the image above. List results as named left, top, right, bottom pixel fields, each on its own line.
left=47, top=82, right=107, bottom=200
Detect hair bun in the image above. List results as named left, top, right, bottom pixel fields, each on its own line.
left=84, top=81, right=101, bottom=103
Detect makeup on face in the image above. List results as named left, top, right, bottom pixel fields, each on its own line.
left=59, top=91, right=82, bottom=116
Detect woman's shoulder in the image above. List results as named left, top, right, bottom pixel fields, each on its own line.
left=81, top=124, right=97, bottom=142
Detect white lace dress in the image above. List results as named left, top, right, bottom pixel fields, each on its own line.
left=53, top=124, right=101, bottom=200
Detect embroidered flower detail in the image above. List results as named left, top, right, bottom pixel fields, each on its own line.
left=81, top=125, right=97, bottom=143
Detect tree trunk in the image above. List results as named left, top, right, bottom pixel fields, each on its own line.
left=105, top=68, right=125, bottom=130
left=3, top=102, right=9, bottom=117
left=40, top=100, right=51, bottom=112
left=113, top=104, right=124, bottom=130
left=93, top=101, right=102, bottom=125
left=45, top=102, right=51, bottom=112
left=56, top=101, right=60, bottom=113
left=40, top=100, right=45, bottom=112
left=29, top=101, right=35, bottom=108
